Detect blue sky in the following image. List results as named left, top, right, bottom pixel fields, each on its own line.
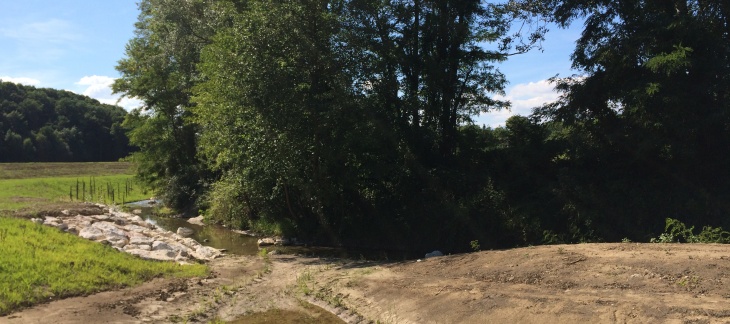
left=0, top=1, right=582, bottom=127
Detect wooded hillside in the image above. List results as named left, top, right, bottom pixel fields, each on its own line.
left=0, top=81, right=131, bottom=162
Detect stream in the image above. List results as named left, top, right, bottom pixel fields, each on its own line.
left=126, top=200, right=260, bottom=256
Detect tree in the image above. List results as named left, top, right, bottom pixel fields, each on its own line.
left=113, top=0, right=222, bottom=211
left=535, top=0, right=730, bottom=240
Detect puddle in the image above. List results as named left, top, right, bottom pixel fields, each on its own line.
left=229, top=303, right=344, bottom=324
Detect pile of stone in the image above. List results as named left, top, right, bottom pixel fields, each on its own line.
left=32, top=205, right=222, bottom=263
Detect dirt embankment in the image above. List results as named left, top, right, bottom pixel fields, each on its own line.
left=4, top=243, right=730, bottom=323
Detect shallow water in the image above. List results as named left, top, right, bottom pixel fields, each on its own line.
left=126, top=201, right=259, bottom=256
left=228, top=303, right=344, bottom=324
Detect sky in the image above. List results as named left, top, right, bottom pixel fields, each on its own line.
left=0, top=1, right=582, bottom=128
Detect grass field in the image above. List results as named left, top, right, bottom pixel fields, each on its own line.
left=0, top=162, right=151, bottom=212
left=0, top=217, right=208, bottom=315
left=0, top=162, right=207, bottom=316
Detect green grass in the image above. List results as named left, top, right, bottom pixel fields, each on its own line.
left=0, top=162, right=151, bottom=212
left=0, top=216, right=208, bottom=315
left=0, top=162, right=135, bottom=180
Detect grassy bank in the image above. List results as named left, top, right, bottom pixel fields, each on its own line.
left=0, top=216, right=208, bottom=315
left=0, top=162, right=208, bottom=315
left=0, top=162, right=150, bottom=212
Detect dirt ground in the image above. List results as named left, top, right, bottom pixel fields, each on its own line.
left=4, top=243, right=730, bottom=323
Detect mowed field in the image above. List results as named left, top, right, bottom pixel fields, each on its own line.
left=0, top=162, right=150, bottom=211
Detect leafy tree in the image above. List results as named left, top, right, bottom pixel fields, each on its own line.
left=534, top=0, right=730, bottom=240
left=113, top=0, right=222, bottom=211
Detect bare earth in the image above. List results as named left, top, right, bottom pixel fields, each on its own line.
left=4, top=243, right=730, bottom=323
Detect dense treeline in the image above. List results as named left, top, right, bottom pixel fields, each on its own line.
left=115, top=0, right=730, bottom=252
left=0, top=81, right=131, bottom=162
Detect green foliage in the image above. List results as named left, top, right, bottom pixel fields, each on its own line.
left=651, top=218, right=730, bottom=244
left=469, top=240, right=481, bottom=252
left=0, top=81, right=131, bottom=162
left=0, top=216, right=207, bottom=315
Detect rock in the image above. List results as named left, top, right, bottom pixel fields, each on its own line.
left=187, top=216, right=205, bottom=226
left=132, top=209, right=143, bottom=215
left=124, top=244, right=152, bottom=251
left=66, top=227, right=79, bottom=235
left=268, top=250, right=280, bottom=255
left=124, top=224, right=149, bottom=233
left=55, top=223, right=69, bottom=231
left=106, top=236, right=129, bottom=248
left=275, top=237, right=292, bottom=246
left=129, top=235, right=155, bottom=245
left=258, top=238, right=276, bottom=246
left=192, top=246, right=221, bottom=260
left=130, top=215, right=145, bottom=224
left=30, top=218, right=43, bottom=224
left=92, top=215, right=111, bottom=221
left=180, top=238, right=202, bottom=249
left=128, top=249, right=176, bottom=261
left=425, top=250, right=443, bottom=259
left=79, top=227, right=105, bottom=241
left=177, top=227, right=194, bottom=237
left=43, top=217, right=61, bottom=226
left=61, top=210, right=70, bottom=216
left=152, top=241, right=174, bottom=251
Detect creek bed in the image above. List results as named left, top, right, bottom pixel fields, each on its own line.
left=126, top=201, right=259, bottom=256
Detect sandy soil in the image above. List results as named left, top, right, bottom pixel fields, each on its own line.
left=4, top=243, right=730, bottom=323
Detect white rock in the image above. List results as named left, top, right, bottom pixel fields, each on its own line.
left=152, top=241, right=173, bottom=251
left=130, top=215, right=145, bottom=224
left=425, top=250, right=443, bottom=259
left=30, top=218, right=44, bottom=224
left=187, top=216, right=205, bottom=226
left=124, top=224, right=149, bottom=233
left=177, top=227, right=194, bottom=237
left=92, top=215, right=111, bottom=221
left=192, top=246, right=221, bottom=260
left=129, top=235, right=155, bottom=245
left=124, top=244, right=151, bottom=251
left=257, top=238, right=276, bottom=246
left=79, top=227, right=105, bottom=241
left=128, top=249, right=176, bottom=261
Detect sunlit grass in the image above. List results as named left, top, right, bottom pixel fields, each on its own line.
left=0, top=216, right=208, bottom=315
left=0, top=162, right=152, bottom=212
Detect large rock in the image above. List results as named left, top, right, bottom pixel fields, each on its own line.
left=79, top=227, right=105, bottom=241
left=127, top=249, right=177, bottom=261
left=258, top=238, right=276, bottom=246
left=192, top=246, right=221, bottom=260
left=187, top=216, right=205, bottom=226
left=177, top=227, right=194, bottom=237
left=129, top=235, right=155, bottom=246
left=152, top=241, right=173, bottom=251
left=425, top=250, right=443, bottom=259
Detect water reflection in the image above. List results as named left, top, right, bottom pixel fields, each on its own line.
left=127, top=202, right=259, bottom=256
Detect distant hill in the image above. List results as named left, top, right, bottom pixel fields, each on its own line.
left=0, top=81, right=132, bottom=162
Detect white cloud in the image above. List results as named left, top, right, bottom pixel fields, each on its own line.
left=476, top=79, right=560, bottom=128
left=0, top=76, right=41, bottom=86
left=75, top=75, right=143, bottom=111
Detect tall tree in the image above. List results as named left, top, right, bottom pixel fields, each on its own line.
left=113, top=0, right=221, bottom=211
left=535, top=0, right=730, bottom=239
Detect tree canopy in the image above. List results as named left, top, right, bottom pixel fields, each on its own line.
left=0, top=81, right=131, bottom=162
left=115, top=0, right=730, bottom=251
